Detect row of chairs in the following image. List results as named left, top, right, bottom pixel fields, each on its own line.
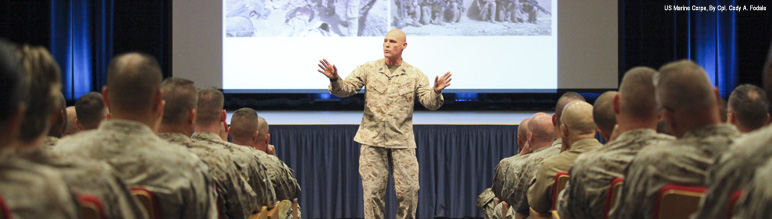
left=523, top=172, right=739, bottom=219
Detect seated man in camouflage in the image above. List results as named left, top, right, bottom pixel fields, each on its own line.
left=55, top=52, right=218, bottom=218
left=74, top=92, right=110, bottom=131
left=726, top=84, right=769, bottom=133
left=610, top=60, right=740, bottom=219
left=527, top=101, right=602, bottom=217
left=230, top=108, right=301, bottom=202
left=193, top=88, right=278, bottom=209
left=157, top=77, right=258, bottom=219
left=558, top=67, right=674, bottom=219
left=478, top=117, right=530, bottom=219
left=0, top=39, right=79, bottom=219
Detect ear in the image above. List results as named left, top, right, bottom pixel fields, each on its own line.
left=188, top=108, right=197, bottom=125
left=612, top=93, right=620, bottom=115
left=766, top=113, right=771, bottom=125
left=552, top=114, right=558, bottom=127
left=102, top=87, right=111, bottom=110
left=265, top=133, right=271, bottom=145
left=75, top=119, right=83, bottom=131
left=252, top=130, right=259, bottom=143
left=220, top=110, right=229, bottom=133
left=727, top=111, right=736, bottom=125
left=561, top=123, right=568, bottom=138
left=527, top=131, right=534, bottom=144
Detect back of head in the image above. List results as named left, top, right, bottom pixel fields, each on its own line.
left=75, top=92, right=108, bottom=130
left=593, top=91, right=617, bottom=137
left=517, top=117, right=531, bottom=139
left=16, top=45, right=63, bottom=142
left=555, top=92, right=586, bottom=118
left=655, top=60, right=716, bottom=113
left=106, top=52, right=162, bottom=114
left=48, top=92, right=67, bottom=137
left=619, top=67, right=659, bottom=121
left=160, top=77, right=198, bottom=125
left=0, top=39, right=26, bottom=136
left=196, top=88, right=224, bottom=126
left=528, top=112, right=556, bottom=144
left=561, top=101, right=596, bottom=136
left=257, top=116, right=268, bottom=140
left=728, top=84, right=770, bottom=131
left=230, top=107, right=258, bottom=142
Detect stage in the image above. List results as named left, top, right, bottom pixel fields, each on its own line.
left=226, top=111, right=537, bottom=125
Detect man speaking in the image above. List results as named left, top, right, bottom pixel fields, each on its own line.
left=317, top=29, right=452, bottom=218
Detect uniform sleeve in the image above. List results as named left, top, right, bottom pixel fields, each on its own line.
left=329, top=66, right=367, bottom=98
left=527, top=162, right=555, bottom=215
left=181, top=157, right=219, bottom=219
left=415, top=73, right=444, bottom=111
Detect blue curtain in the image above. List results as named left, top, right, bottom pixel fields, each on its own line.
left=50, top=0, right=113, bottom=101
left=692, top=0, right=738, bottom=97
left=270, top=125, right=518, bottom=218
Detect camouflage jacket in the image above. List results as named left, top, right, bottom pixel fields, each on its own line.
left=191, top=132, right=280, bottom=206
left=694, top=125, right=772, bottom=219
left=329, top=58, right=444, bottom=148
left=610, top=124, right=740, bottom=219
left=528, top=138, right=602, bottom=215
left=476, top=188, right=497, bottom=219
left=0, top=149, right=79, bottom=219
left=492, top=154, right=525, bottom=201
left=558, top=129, right=674, bottom=219
left=53, top=120, right=218, bottom=219
left=13, top=146, right=149, bottom=219
left=732, top=158, right=772, bottom=218
left=159, top=132, right=256, bottom=219
left=510, top=139, right=561, bottom=215
left=259, top=148, right=301, bottom=201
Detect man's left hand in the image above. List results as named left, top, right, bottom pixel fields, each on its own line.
left=434, top=72, right=452, bottom=93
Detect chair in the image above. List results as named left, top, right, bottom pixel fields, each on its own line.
left=653, top=184, right=707, bottom=219
left=131, top=188, right=161, bottom=219
left=266, top=203, right=279, bottom=219
left=77, top=195, right=106, bottom=219
left=604, top=177, right=624, bottom=219
left=291, top=199, right=299, bottom=219
left=250, top=206, right=268, bottom=219
left=0, top=195, right=10, bottom=219
left=552, top=172, right=570, bottom=211
left=726, top=190, right=744, bottom=219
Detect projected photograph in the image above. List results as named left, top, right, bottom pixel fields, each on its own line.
left=392, top=0, right=552, bottom=36
left=225, top=0, right=388, bottom=37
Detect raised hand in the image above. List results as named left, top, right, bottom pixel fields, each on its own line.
left=317, top=59, right=339, bottom=81
left=434, top=72, right=452, bottom=93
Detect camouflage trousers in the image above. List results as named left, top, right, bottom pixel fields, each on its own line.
left=359, top=145, right=419, bottom=219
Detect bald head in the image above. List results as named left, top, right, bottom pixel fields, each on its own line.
left=561, top=101, right=596, bottom=136
left=230, top=107, right=258, bottom=142
left=386, top=29, right=406, bottom=42
left=618, top=67, right=659, bottom=120
left=593, top=91, right=617, bottom=140
left=105, top=52, right=162, bottom=113
left=553, top=92, right=586, bottom=138
left=196, top=88, right=225, bottom=126
left=517, top=117, right=531, bottom=153
left=528, top=112, right=556, bottom=143
left=383, top=29, right=408, bottom=62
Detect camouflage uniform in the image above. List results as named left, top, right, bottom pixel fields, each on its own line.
left=732, top=158, right=772, bottom=218
left=45, top=136, right=59, bottom=147
left=557, top=129, right=674, bottom=219
left=53, top=120, right=218, bottom=219
left=527, top=138, right=602, bottom=215
left=0, top=149, right=79, bottom=219
left=609, top=124, right=740, bottom=219
left=259, top=151, right=301, bottom=201
left=693, top=125, right=772, bottom=219
left=510, top=140, right=561, bottom=215
left=159, top=132, right=257, bottom=219
left=12, top=147, right=149, bottom=219
left=191, top=132, right=279, bottom=207
left=476, top=188, right=497, bottom=219
left=330, top=58, right=443, bottom=219
left=491, top=154, right=523, bottom=200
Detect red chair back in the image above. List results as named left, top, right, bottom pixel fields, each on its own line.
left=131, top=188, right=162, bottom=219
left=552, top=172, right=570, bottom=210
left=726, top=190, right=744, bottom=219
left=604, top=177, right=624, bottom=219
left=653, top=184, right=706, bottom=219
left=0, top=195, right=10, bottom=219
left=77, top=195, right=106, bottom=219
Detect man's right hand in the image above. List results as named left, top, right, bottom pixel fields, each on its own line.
left=317, top=59, right=339, bottom=81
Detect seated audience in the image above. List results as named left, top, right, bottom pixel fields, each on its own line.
left=75, top=91, right=110, bottom=131
left=193, top=88, right=278, bottom=208
left=230, top=107, right=301, bottom=201
left=481, top=117, right=530, bottom=218
left=528, top=101, right=602, bottom=217
left=593, top=91, right=618, bottom=142
left=54, top=52, right=217, bottom=218
left=727, top=84, right=769, bottom=133
left=558, top=67, right=675, bottom=218
left=610, top=60, right=740, bottom=219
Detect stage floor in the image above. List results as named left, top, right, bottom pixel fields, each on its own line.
left=227, top=111, right=539, bottom=125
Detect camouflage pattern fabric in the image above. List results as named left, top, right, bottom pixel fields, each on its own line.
left=0, top=149, right=78, bottom=219
left=359, top=145, right=419, bottom=219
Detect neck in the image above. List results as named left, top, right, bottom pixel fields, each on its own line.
left=254, top=143, right=268, bottom=152
left=615, top=115, right=659, bottom=136
left=385, top=57, right=402, bottom=66
left=14, top=135, right=45, bottom=149
left=158, top=123, right=193, bottom=136
left=565, top=134, right=596, bottom=150
left=232, top=138, right=253, bottom=148
left=673, top=108, right=721, bottom=138
left=193, top=123, right=220, bottom=135
left=530, top=140, right=553, bottom=151
left=112, top=112, right=158, bottom=133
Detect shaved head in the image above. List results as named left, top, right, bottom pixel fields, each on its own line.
left=528, top=112, right=556, bottom=142
left=160, top=77, right=197, bottom=125
left=618, top=67, right=659, bottom=120
left=386, top=29, right=406, bottom=42
left=196, top=88, right=225, bottom=125
left=257, top=116, right=269, bottom=139
left=383, top=29, right=408, bottom=62
left=230, top=107, right=258, bottom=141
left=655, top=60, right=716, bottom=112
left=562, top=101, right=596, bottom=135
left=106, top=52, right=162, bottom=113
left=555, top=92, right=586, bottom=121
left=593, top=91, right=617, bottom=139
left=517, top=117, right=531, bottom=153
